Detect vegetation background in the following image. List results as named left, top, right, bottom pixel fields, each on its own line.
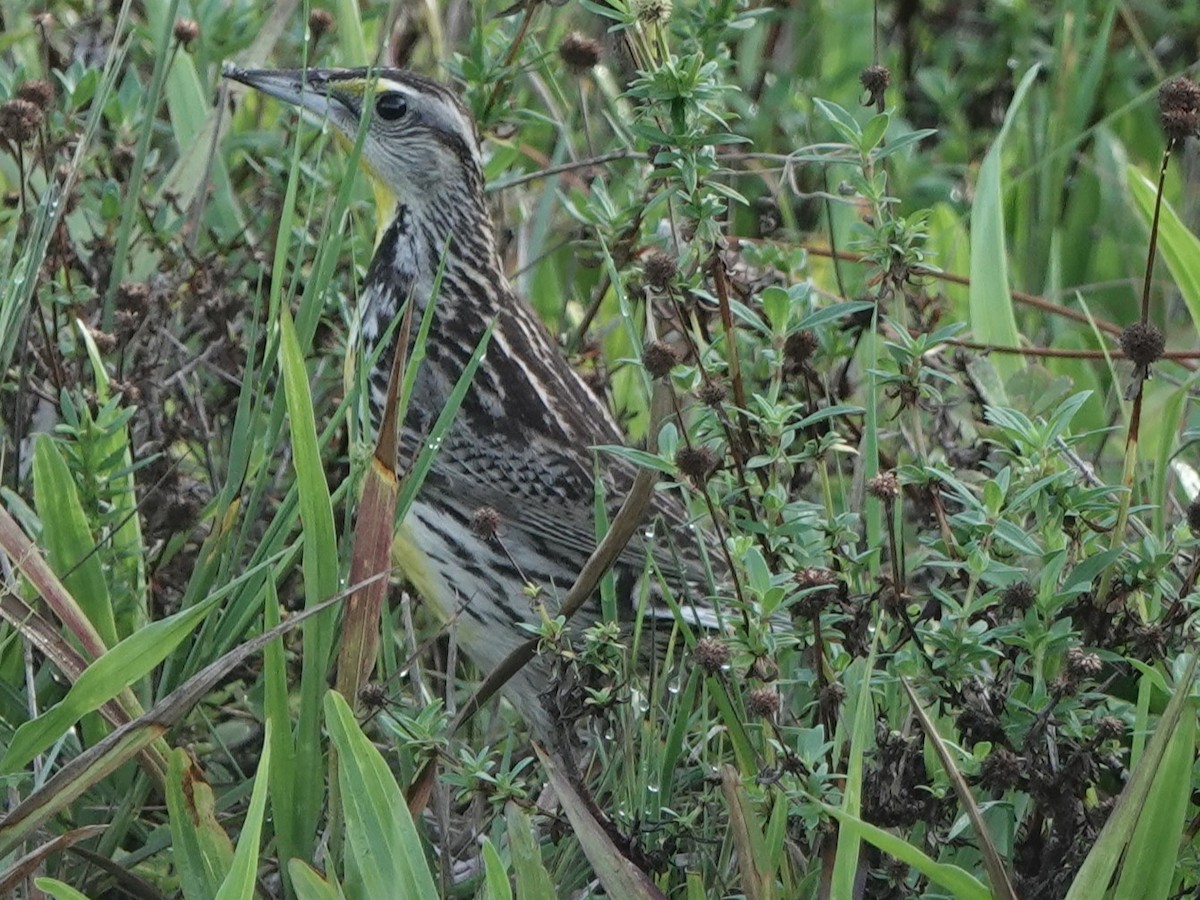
left=2, top=0, right=1200, bottom=898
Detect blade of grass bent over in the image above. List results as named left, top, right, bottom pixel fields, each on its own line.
left=0, top=589, right=344, bottom=859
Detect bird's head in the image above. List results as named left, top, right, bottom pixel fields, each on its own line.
left=224, top=65, right=484, bottom=221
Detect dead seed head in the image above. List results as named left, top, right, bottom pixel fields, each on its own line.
left=751, top=654, right=778, bottom=682
left=1095, top=716, right=1124, bottom=741
left=0, top=99, right=42, bottom=144
left=308, top=9, right=335, bottom=40
left=795, top=567, right=836, bottom=589
left=642, top=248, right=678, bottom=291
left=697, top=380, right=727, bottom=407
left=173, top=18, right=201, bottom=46
left=866, top=470, right=899, bottom=501
left=90, top=327, right=117, bottom=353
left=359, top=682, right=388, bottom=709
left=694, top=636, right=730, bottom=673
left=117, top=282, right=152, bottom=314
left=1001, top=580, right=1036, bottom=615
left=755, top=196, right=782, bottom=236
left=1119, top=321, right=1165, bottom=367
left=979, top=747, right=1023, bottom=792
left=860, top=64, right=891, bottom=106
left=642, top=339, right=681, bottom=379
left=747, top=686, right=782, bottom=719
left=675, top=445, right=720, bottom=483
left=16, top=80, right=54, bottom=112
left=793, top=568, right=837, bottom=616
left=1065, top=647, right=1102, bottom=683
left=559, top=32, right=602, bottom=74
left=784, top=329, right=819, bottom=368
left=469, top=505, right=502, bottom=540
left=1159, top=76, right=1200, bottom=143
left=819, top=680, right=847, bottom=713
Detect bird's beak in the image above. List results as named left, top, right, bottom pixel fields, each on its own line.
left=223, top=64, right=397, bottom=237
left=222, top=65, right=352, bottom=121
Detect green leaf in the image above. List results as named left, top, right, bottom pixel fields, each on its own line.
left=324, top=691, right=439, bottom=900
left=969, top=65, right=1041, bottom=383
left=1066, top=653, right=1199, bottom=899
left=1127, top=166, right=1200, bottom=334
left=1062, top=549, right=1123, bottom=593
left=795, top=300, right=875, bottom=332
left=167, top=749, right=236, bottom=900
left=32, top=435, right=118, bottom=649
left=822, top=804, right=990, bottom=899
left=861, top=112, right=890, bottom=152
left=594, top=445, right=677, bottom=475
left=288, top=861, right=346, bottom=900
left=1, top=592, right=220, bottom=775
left=33, top=880, right=92, bottom=900
left=1112, top=701, right=1194, bottom=900
left=507, top=802, right=556, bottom=900
left=480, top=837, right=514, bottom=900
left=813, top=98, right=861, bottom=143
left=215, top=722, right=273, bottom=900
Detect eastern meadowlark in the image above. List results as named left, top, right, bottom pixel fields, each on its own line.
left=225, top=66, right=712, bottom=734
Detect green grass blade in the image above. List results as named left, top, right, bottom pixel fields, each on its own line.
left=721, top=765, right=774, bottom=900
left=480, top=837, right=514, bottom=900
left=214, top=722, right=273, bottom=900
left=821, top=803, right=990, bottom=899
left=32, top=435, right=118, bottom=649
left=1, top=592, right=220, bottom=775
left=1066, top=652, right=1199, bottom=899
left=396, top=321, right=495, bottom=516
left=288, top=861, right=347, bottom=900
left=969, top=65, right=1041, bottom=383
left=324, top=691, right=439, bottom=900
left=166, top=748, right=235, bottom=900
left=506, top=802, right=556, bottom=900
left=831, top=622, right=880, bottom=898
left=263, top=578, right=302, bottom=891
left=334, top=0, right=369, bottom=63
left=279, top=307, right=341, bottom=855
left=1127, top=165, right=1200, bottom=333
left=1112, top=698, right=1194, bottom=900
left=32, top=880, right=92, bottom=900
left=535, top=746, right=665, bottom=900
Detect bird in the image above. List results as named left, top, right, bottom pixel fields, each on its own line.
left=224, top=66, right=715, bottom=735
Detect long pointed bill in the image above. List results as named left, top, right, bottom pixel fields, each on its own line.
left=222, top=64, right=396, bottom=241
left=222, top=65, right=348, bottom=120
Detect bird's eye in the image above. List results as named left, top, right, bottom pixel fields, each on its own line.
left=375, top=93, right=408, bottom=121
